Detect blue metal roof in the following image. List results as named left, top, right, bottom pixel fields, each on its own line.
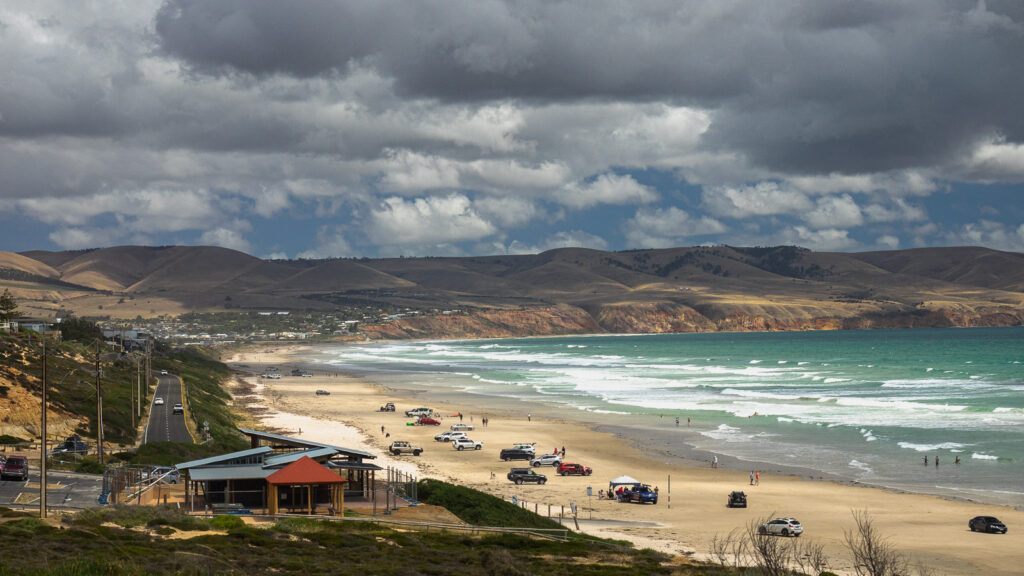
left=188, top=465, right=275, bottom=481
left=263, top=447, right=338, bottom=467
left=176, top=446, right=273, bottom=470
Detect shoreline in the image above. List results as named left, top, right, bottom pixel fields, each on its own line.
left=225, top=344, right=1024, bottom=576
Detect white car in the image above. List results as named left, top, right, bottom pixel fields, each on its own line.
left=529, top=453, right=562, bottom=467
left=160, top=370, right=168, bottom=375
left=153, top=397, right=164, bottom=406
left=450, top=423, right=475, bottom=432
left=511, top=442, right=536, bottom=455
left=434, top=431, right=467, bottom=442
left=452, top=438, right=483, bottom=451
left=759, top=518, right=803, bottom=537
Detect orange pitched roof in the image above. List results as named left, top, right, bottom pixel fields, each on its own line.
left=266, top=456, right=348, bottom=485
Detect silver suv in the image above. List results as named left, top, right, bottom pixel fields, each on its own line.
left=529, top=453, right=561, bottom=467
left=759, top=518, right=803, bottom=537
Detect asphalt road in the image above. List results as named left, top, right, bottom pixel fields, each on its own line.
left=144, top=373, right=192, bottom=444
left=0, top=469, right=104, bottom=510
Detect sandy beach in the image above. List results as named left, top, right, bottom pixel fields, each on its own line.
left=227, top=345, right=1024, bottom=576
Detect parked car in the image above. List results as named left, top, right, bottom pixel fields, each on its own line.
left=262, top=373, right=282, bottom=379
left=507, top=468, right=547, bottom=485
left=150, top=466, right=180, bottom=484
left=529, top=453, right=562, bottom=467
left=759, top=518, right=803, bottom=537
left=416, top=416, right=441, bottom=426
left=557, top=463, right=592, bottom=476
left=435, top=431, right=467, bottom=442
left=510, top=442, right=536, bottom=454
left=1, top=456, right=29, bottom=481
left=619, top=484, right=659, bottom=504
left=389, top=441, right=423, bottom=456
left=51, top=435, right=88, bottom=455
left=405, top=407, right=433, bottom=417
left=452, top=438, right=483, bottom=451
left=172, top=403, right=184, bottom=414
left=153, top=397, right=164, bottom=406
left=727, top=491, right=747, bottom=508
left=379, top=402, right=396, bottom=412
left=499, top=448, right=534, bottom=461
left=315, top=389, right=331, bottom=396
left=969, top=516, right=1007, bottom=534
left=450, top=423, right=474, bottom=431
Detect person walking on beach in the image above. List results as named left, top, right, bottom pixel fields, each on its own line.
left=687, top=417, right=691, bottom=427
left=675, top=417, right=680, bottom=427
left=459, top=412, right=463, bottom=422
left=755, top=471, right=760, bottom=485
left=561, top=446, right=566, bottom=457
left=712, top=455, right=718, bottom=469
left=955, top=456, right=961, bottom=464
left=924, top=455, right=928, bottom=465
left=381, top=425, right=385, bottom=435
left=750, top=471, right=755, bottom=485
left=935, top=456, right=939, bottom=467
left=528, top=413, right=531, bottom=422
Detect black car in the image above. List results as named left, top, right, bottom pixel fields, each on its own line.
left=727, top=491, right=747, bottom=508
left=507, top=468, right=547, bottom=485
left=51, top=435, right=89, bottom=455
left=969, top=516, right=1007, bottom=534
left=499, top=448, right=533, bottom=461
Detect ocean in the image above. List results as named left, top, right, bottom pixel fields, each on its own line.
left=311, top=327, right=1024, bottom=507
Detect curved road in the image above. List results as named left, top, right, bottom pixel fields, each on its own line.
left=144, top=373, right=192, bottom=444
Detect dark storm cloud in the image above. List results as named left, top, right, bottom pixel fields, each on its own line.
left=155, top=0, right=1024, bottom=176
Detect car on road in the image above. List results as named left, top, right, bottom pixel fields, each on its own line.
left=969, top=516, right=1007, bottom=534
left=153, top=397, right=164, bottom=406
left=1, top=456, right=29, bottom=481
left=452, top=438, right=483, bottom=451
left=435, top=431, right=467, bottom=442
left=507, top=468, right=547, bottom=485
left=450, top=423, right=474, bottom=432
left=727, top=491, right=747, bottom=508
left=172, top=403, right=184, bottom=414
left=51, top=435, right=88, bottom=455
left=160, top=370, right=168, bottom=375
left=759, top=518, right=803, bottom=537
left=529, top=453, right=562, bottom=467
left=416, top=416, right=441, bottom=426
left=389, top=441, right=423, bottom=456
left=557, top=463, right=592, bottom=476
left=499, top=448, right=534, bottom=461
left=262, top=373, right=282, bottom=379
left=405, top=407, right=433, bottom=417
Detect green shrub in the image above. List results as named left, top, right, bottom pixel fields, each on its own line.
left=75, top=459, right=104, bottom=474
left=417, top=479, right=564, bottom=530
left=209, top=514, right=245, bottom=530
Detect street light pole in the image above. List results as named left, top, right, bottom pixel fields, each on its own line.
left=39, top=335, right=47, bottom=519
left=95, top=340, right=103, bottom=466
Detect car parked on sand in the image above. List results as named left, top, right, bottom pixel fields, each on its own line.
left=619, top=484, right=658, bottom=504
left=759, top=518, right=803, bottom=537
left=507, top=468, right=547, bottom=485
left=529, top=453, right=562, bottom=467
left=154, top=397, right=164, bottom=406
left=1, top=456, right=29, bottom=481
left=452, top=438, right=483, bottom=451
left=969, top=516, right=1007, bottom=534
left=405, top=407, right=433, bottom=417
left=557, top=463, right=592, bottom=476
left=389, top=441, right=423, bottom=456
left=379, top=402, right=395, bottom=412
left=435, top=431, right=467, bottom=442
left=315, top=389, right=331, bottom=396
left=727, top=491, right=747, bottom=508
left=450, top=423, right=474, bottom=432
left=499, top=448, right=534, bottom=461
left=510, top=442, right=536, bottom=454
left=416, top=416, right=441, bottom=426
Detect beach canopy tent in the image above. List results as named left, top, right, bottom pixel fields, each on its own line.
left=608, top=475, right=641, bottom=489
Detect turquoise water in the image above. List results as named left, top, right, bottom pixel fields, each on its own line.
left=316, top=327, right=1024, bottom=506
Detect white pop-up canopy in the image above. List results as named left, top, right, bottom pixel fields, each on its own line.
left=608, top=475, right=640, bottom=488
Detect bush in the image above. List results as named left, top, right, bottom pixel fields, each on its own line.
left=209, top=514, right=245, bottom=530
left=417, top=479, right=565, bottom=530
left=75, top=459, right=104, bottom=474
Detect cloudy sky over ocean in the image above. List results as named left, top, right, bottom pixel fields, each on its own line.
left=2, top=0, right=1023, bottom=258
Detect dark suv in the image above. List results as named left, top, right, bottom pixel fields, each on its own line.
left=1, top=456, right=29, bottom=481
left=507, top=468, right=547, bottom=485
left=969, top=516, right=1007, bottom=534
left=727, top=491, right=747, bottom=508
left=500, top=448, right=533, bottom=461
left=52, top=435, right=88, bottom=455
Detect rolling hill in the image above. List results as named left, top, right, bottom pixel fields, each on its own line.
left=7, top=244, right=1024, bottom=336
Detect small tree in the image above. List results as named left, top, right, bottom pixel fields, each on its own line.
left=845, top=509, right=909, bottom=576
left=0, top=289, right=18, bottom=322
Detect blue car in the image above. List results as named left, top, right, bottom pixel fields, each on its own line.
left=620, top=484, right=658, bottom=504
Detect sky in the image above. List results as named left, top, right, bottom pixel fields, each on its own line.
left=1, top=0, right=1024, bottom=259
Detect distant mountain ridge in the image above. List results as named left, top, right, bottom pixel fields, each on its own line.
left=5, top=245, right=1024, bottom=336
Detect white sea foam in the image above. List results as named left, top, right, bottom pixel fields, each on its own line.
left=777, top=417, right=795, bottom=422
left=972, top=453, right=999, bottom=460
left=849, top=459, right=873, bottom=474
left=898, top=441, right=969, bottom=452
left=798, top=361, right=809, bottom=366
left=778, top=360, right=788, bottom=364
left=749, top=360, right=762, bottom=364
left=824, top=377, right=850, bottom=383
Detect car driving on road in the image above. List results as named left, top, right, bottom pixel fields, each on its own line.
left=759, top=518, right=803, bottom=537
left=172, top=403, right=184, bottom=414
left=153, top=397, right=164, bottom=406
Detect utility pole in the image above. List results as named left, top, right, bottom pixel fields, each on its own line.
left=136, top=355, right=142, bottom=418
left=40, top=335, right=47, bottom=519
left=95, top=340, right=103, bottom=466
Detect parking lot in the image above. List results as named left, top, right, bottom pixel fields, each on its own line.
left=0, top=469, right=104, bottom=511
